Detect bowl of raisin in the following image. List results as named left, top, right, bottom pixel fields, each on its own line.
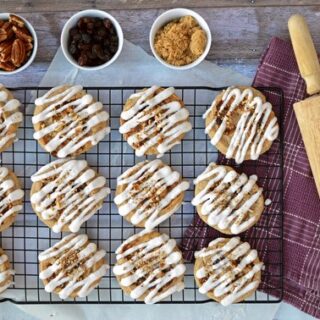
left=61, top=9, right=123, bottom=70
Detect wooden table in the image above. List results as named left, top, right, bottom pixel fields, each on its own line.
left=1, top=0, right=319, bottom=86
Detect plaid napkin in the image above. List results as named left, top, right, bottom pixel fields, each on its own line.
left=181, top=37, right=320, bottom=318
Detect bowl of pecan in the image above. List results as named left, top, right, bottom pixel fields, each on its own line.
left=0, top=13, right=37, bottom=75
left=61, top=9, right=123, bottom=71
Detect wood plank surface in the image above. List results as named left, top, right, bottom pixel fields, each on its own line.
left=0, top=1, right=319, bottom=86
left=2, top=0, right=320, bottom=11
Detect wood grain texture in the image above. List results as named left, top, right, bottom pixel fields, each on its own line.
left=0, top=2, right=319, bottom=86
left=294, top=96, right=320, bottom=197
left=2, top=0, right=320, bottom=12
left=289, top=14, right=320, bottom=95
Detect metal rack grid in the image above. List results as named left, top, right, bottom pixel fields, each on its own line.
left=0, top=86, right=283, bottom=304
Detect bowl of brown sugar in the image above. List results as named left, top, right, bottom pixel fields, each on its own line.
left=150, top=8, right=211, bottom=70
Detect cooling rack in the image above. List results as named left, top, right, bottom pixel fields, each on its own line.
left=0, top=86, right=283, bottom=304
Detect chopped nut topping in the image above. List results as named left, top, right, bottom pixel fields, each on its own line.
left=58, top=250, right=79, bottom=270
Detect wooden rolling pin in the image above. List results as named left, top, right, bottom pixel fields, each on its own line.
left=288, top=14, right=320, bottom=197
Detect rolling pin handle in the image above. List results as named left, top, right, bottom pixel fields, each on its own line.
left=288, top=14, right=320, bottom=95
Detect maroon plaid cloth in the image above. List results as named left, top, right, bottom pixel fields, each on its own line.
left=181, top=37, right=320, bottom=318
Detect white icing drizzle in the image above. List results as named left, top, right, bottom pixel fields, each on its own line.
left=195, top=237, right=263, bottom=306
left=0, top=84, right=22, bottom=150
left=204, top=87, right=279, bottom=164
left=114, top=159, right=189, bottom=230
left=31, top=159, right=110, bottom=233
left=120, top=86, right=192, bottom=157
left=192, top=163, right=263, bottom=234
left=32, top=84, right=110, bottom=158
left=113, top=230, right=185, bottom=304
left=264, top=199, right=272, bottom=206
left=39, top=233, right=109, bottom=299
left=0, top=251, right=14, bottom=293
left=0, top=167, right=24, bottom=229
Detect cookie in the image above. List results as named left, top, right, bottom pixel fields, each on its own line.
left=0, top=84, right=23, bottom=153
left=114, top=159, right=189, bottom=230
left=194, top=237, right=263, bottom=306
left=204, top=86, right=279, bottom=164
left=120, top=86, right=192, bottom=157
left=39, top=233, right=109, bottom=299
left=113, top=230, right=185, bottom=304
left=0, top=167, right=24, bottom=232
left=192, top=163, right=264, bottom=235
left=31, top=159, right=110, bottom=233
left=0, top=248, right=14, bottom=294
left=32, top=84, right=110, bottom=158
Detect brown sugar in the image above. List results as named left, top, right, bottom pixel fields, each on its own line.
left=154, top=16, right=207, bottom=66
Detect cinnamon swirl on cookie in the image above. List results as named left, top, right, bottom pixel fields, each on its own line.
left=204, top=86, right=279, bottom=164
left=192, top=163, right=264, bottom=235
left=0, top=167, right=24, bottom=232
left=39, top=233, right=109, bottom=299
left=0, top=84, right=22, bottom=153
left=113, top=230, right=185, bottom=304
left=194, top=237, right=263, bottom=306
left=0, top=248, right=14, bottom=294
left=114, top=159, right=189, bottom=230
left=31, top=159, right=110, bottom=233
left=120, top=86, right=192, bottom=157
left=33, top=84, right=110, bottom=158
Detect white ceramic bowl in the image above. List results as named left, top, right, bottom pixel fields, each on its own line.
left=0, top=13, right=38, bottom=75
left=150, top=8, right=212, bottom=70
left=61, top=9, right=124, bottom=71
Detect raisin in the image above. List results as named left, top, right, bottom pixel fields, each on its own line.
left=87, top=21, right=94, bottom=30
left=97, top=27, right=107, bottom=37
left=69, top=27, right=78, bottom=37
left=92, top=44, right=104, bottom=60
left=92, top=34, right=101, bottom=42
left=82, top=33, right=91, bottom=44
left=78, top=53, right=88, bottom=66
left=69, top=43, right=77, bottom=55
left=73, top=33, right=81, bottom=42
left=94, top=20, right=102, bottom=28
left=103, top=18, right=112, bottom=29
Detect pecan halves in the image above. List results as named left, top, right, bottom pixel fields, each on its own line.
left=12, top=26, right=33, bottom=43
left=0, top=61, right=15, bottom=71
left=11, top=39, right=26, bottom=67
left=0, top=40, right=13, bottom=62
left=0, top=40, right=12, bottom=53
left=24, top=41, right=33, bottom=56
left=0, top=23, right=14, bottom=43
left=9, top=14, right=25, bottom=28
left=0, top=29, right=7, bottom=42
left=0, top=15, right=33, bottom=71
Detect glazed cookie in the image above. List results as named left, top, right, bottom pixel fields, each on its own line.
left=114, top=159, right=189, bottom=230
left=0, top=84, right=23, bottom=153
left=119, top=86, right=192, bottom=157
left=194, top=237, right=263, bottom=306
left=204, top=86, right=279, bottom=164
left=39, top=233, right=109, bottom=299
left=32, top=84, right=110, bottom=158
left=0, top=248, right=14, bottom=294
left=0, top=167, right=24, bottom=232
left=192, top=163, right=264, bottom=235
left=113, top=230, right=185, bottom=304
left=31, top=159, right=110, bottom=233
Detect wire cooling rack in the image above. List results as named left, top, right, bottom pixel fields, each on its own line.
left=0, top=86, right=283, bottom=304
